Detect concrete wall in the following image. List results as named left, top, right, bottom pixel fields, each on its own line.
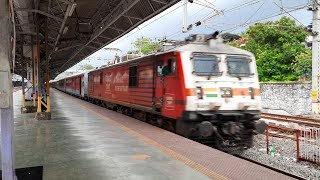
left=260, top=82, right=311, bottom=115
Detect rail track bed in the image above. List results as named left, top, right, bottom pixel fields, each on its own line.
left=241, top=134, right=320, bottom=179
left=240, top=113, right=320, bottom=179
left=261, top=113, right=320, bottom=127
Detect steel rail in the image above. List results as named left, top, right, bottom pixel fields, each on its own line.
left=262, top=113, right=320, bottom=123
left=261, top=113, right=320, bottom=127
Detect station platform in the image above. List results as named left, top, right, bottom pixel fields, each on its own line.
left=2, top=89, right=294, bottom=180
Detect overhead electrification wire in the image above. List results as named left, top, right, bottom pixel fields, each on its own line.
left=167, top=0, right=263, bottom=39
left=138, top=0, right=262, bottom=40
left=220, top=5, right=307, bottom=33
left=195, top=0, right=220, bottom=12
left=193, top=1, right=216, bottom=10
left=87, top=0, right=306, bottom=63
left=193, top=2, right=216, bottom=10
left=313, top=0, right=320, bottom=6
left=273, top=2, right=305, bottom=25
left=100, top=1, right=188, bottom=50
left=200, top=0, right=215, bottom=6
left=241, top=1, right=265, bottom=26
left=224, top=0, right=262, bottom=13
left=151, top=0, right=262, bottom=40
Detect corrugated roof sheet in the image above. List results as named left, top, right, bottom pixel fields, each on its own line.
left=13, top=0, right=179, bottom=79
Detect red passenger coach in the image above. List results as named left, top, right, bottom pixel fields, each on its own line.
left=58, top=79, right=65, bottom=91
left=65, top=74, right=84, bottom=97
left=87, top=52, right=185, bottom=119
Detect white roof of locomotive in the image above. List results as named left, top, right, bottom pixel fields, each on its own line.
left=156, top=38, right=254, bottom=57
left=87, top=35, right=255, bottom=74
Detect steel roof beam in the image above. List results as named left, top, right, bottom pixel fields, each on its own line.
left=99, top=35, right=113, bottom=40
left=54, top=44, right=82, bottom=52
left=85, top=45, right=97, bottom=49
left=52, top=0, right=179, bottom=77
left=127, top=16, right=133, bottom=25
left=13, top=8, right=64, bottom=22
left=58, top=0, right=73, bottom=5
left=89, top=0, right=111, bottom=24
left=122, top=14, right=142, bottom=20
left=151, top=0, right=167, bottom=4
left=15, top=23, right=36, bottom=27
left=147, top=0, right=156, bottom=12
left=91, top=40, right=104, bottom=46
left=51, top=1, right=74, bottom=52
left=16, top=31, right=37, bottom=35
left=58, top=0, right=140, bottom=72
left=108, top=26, right=125, bottom=32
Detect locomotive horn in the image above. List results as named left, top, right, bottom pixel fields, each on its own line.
left=207, top=31, right=220, bottom=40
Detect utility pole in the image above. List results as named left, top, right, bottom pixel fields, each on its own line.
left=0, top=0, right=16, bottom=179
left=182, top=0, right=188, bottom=33
left=311, top=0, right=320, bottom=114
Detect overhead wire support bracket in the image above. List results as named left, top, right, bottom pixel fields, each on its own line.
left=182, top=0, right=188, bottom=33
left=182, top=0, right=223, bottom=33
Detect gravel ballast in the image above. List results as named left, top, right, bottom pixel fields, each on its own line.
left=241, top=134, right=320, bottom=179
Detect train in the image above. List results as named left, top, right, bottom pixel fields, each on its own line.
left=52, top=33, right=262, bottom=153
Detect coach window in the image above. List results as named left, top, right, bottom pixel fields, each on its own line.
left=99, top=72, right=103, bottom=84
left=169, top=59, right=176, bottom=75
left=129, top=66, right=138, bottom=87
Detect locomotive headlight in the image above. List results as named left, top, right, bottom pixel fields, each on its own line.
left=196, top=87, right=203, bottom=99
left=220, top=87, right=232, bottom=98
left=248, top=87, right=254, bottom=99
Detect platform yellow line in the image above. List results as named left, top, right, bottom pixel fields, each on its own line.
left=59, top=91, right=228, bottom=180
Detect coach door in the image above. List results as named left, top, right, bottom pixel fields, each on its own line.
left=155, top=56, right=176, bottom=112
left=155, top=59, right=165, bottom=111
left=79, top=76, right=82, bottom=96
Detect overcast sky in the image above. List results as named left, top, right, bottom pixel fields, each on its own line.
left=70, top=0, right=311, bottom=70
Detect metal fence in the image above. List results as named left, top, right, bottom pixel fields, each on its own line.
left=266, top=125, right=320, bottom=164
left=298, top=126, right=320, bottom=164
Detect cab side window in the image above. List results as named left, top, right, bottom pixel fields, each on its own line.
left=100, top=72, right=103, bottom=84
left=167, top=59, right=176, bottom=75
left=157, top=58, right=176, bottom=76
left=129, top=66, right=138, bottom=87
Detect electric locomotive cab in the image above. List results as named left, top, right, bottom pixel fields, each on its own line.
left=176, top=34, right=263, bottom=152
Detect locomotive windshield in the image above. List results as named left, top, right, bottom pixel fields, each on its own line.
left=193, top=55, right=220, bottom=76
left=226, top=56, right=251, bottom=77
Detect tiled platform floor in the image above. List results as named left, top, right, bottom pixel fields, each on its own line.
left=5, top=90, right=210, bottom=180
left=0, top=89, right=294, bottom=180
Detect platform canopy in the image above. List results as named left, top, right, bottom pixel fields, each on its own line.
left=13, top=0, right=179, bottom=79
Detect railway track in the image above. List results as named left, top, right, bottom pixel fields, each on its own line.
left=261, top=113, right=320, bottom=127
left=235, top=155, right=306, bottom=180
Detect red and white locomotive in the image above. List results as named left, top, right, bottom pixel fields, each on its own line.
left=53, top=33, right=262, bottom=152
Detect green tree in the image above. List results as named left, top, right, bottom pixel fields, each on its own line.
left=292, top=50, right=312, bottom=80
left=131, top=37, right=162, bottom=55
left=230, top=17, right=309, bottom=82
left=79, top=64, right=95, bottom=70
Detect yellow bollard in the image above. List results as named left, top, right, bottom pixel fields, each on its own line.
left=37, top=96, right=42, bottom=112
left=33, top=93, right=36, bottom=107
left=46, top=96, right=50, bottom=112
